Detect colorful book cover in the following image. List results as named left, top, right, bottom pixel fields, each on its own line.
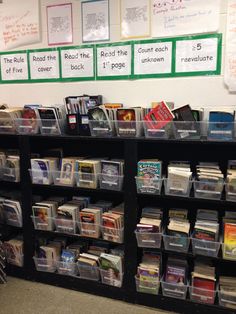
left=192, top=278, right=215, bottom=304
left=144, top=101, right=174, bottom=130
left=208, top=112, right=234, bottom=141
left=137, top=161, right=162, bottom=179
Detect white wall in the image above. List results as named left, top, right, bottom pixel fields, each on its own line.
left=0, top=0, right=234, bottom=108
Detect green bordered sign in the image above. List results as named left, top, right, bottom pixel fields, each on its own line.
left=28, top=48, right=60, bottom=82
left=173, top=33, right=222, bottom=77
left=0, top=50, right=30, bottom=84
left=96, top=41, right=133, bottom=80
left=59, top=45, right=95, bottom=81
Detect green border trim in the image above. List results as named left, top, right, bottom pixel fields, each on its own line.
left=173, top=33, right=222, bottom=77
left=0, top=50, right=30, bottom=84
left=96, top=41, right=133, bottom=80
left=132, top=38, right=175, bottom=79
left=28, top=47, right=60, bottom=83
left=59, top=44, right=95, bottom=81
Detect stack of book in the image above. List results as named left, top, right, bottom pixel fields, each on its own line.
left=102, top=209, right=124, bottom=243
left=219, top=276, right=236, bottom=309
left=136, top=251, right=161, bottom=294
left=56, top=201, right=81, bottom=233
left=0, top=150, right=20, bottom=182
left=32, top=199, right=59, bottom=231
left=30, top=157, right=59, bottom=185
left=164, top=256, right=188, bottom=286
left=116, top=107, right=144, bottom=137
left=195, top=162, right=224, bottom=193
left=79, top=207, right=102, bottom=238
left=3, top=199, right=22, bottom=227
left=191, top=261, right=216, bottom=304
left=193, top=209, right=219, bottom=242
left=99, top=252, right=123, bottom=287
left=208, top=109, right=235, bottom=141
left=77, top=252, right=100, bottom=279
left=167, top=162, right=192, bottom=195
left=99, top=159, right=124, bottom=190
left=76, top=159, right=102, bottom=189
left=0, top=107, right=22, bottom=133
left=223, top=211, right=236, bottom=260
left=166, top=209, right=190, bottom=240
left=136, top=159, right=162, bottom=193
left=4, top=237, right=23, bottom=267
left=226, top=160, right=236, bottom=195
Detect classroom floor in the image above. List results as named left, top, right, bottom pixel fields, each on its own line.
left=0, top=277, right=174, bottom=314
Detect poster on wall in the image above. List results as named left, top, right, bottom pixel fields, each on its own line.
left=224, top=0, right=236, bottom=92
left=0, top=52, right=29, bottom=82
left=120, top=0, right=150, bottom=39
left=82, top=0, right=110, bottom=42
left=151, top=0, right=220, bottom=38
left=47, top=3, right=73, bottom=46
left=0, top=0, right=40, bottom=50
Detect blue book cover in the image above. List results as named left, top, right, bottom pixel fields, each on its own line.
left=208, top=111, right=234, bottom=140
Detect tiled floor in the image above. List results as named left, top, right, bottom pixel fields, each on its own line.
left=0, top=277, right=174, bottom=314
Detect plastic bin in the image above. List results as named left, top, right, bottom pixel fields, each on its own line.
left=135, top=276, right=160, bottom=295
left=78, top=222, right=100, bottom=238
left=194, top=180, right=224, bottom=200
left=31, top=215, right=54, bottom=231
left=100, top=269, right=123, bottom=287
left=164, top=178, right=192, bottom=197
left=172, top=121, right=201, bottom=140
left=0, top=167, right=20, bottom=182
left=39, top=119, right=64, bottom=136
left=15, top=118, right=40, bottom=135
left=74, top=172, right=98, bottom=189
left=56, top=261, right=78, bottom=276
left=191, top=238, right=220, bottom=258
left=33, top=257, right=57, bottom=272
left=161, top=280, right=188, bottom=300
left=222, top=244, right=236, bottom=261
left=77, top=263, right=100, bottom=281
left=89, top=120, right=115, bottom=137
left=29, top=169, right=53, bottom=185
left=135, top=177, right=162, bottom=195
left=225, top=183, right=236, bottom=202
left=54, top=218, right=77, bottom=234
left=135, top=230, right=162, bottom=248
left=116, top=121, right=143, bottom=138
left=101, top=226, right=124, bottom=243
left=98, top=174, right=123, bottom=191
left=4, top=213, right=22, bottom=228
left=143, top=120, right=170, bottom=139
left=163, top=234, right=190, bottom=253
left=189, top=285, right=216, bottom=304
left=219, top=290, right=236, bottom=309
left=52, top=170, right=75, bottom=187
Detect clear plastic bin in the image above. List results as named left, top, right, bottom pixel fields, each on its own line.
left=77, top=263, right=100, bottom=281
left=191, top=238, right=220, bottom=258
left=207, top=122, right=234, bottom=141
left=172, top=121, right=201, bottom=140
left=135, top=177, right=162, bottom=195
left=143, top=120, right=170, bottom=139
left=225, top=183, right=236, bottom=202
left=31, top=216, right=54, bottom=231
left=89, top=120, right=115, bottom=137
left=100, top=269, right=123, bottom=287
left=222, top=244, right=236, bottom=261
left=194, top=180, right=224, bottom=200
left=54, top=218, right=77, bottom=234
left=101, top=226, right=124, bottom=243
left=164, top=178, right=192, bottom=197
left=74, top=172, right=98, bottom=189
left=189, top=285, right=216, bottom=304
left=4, top=213, right=22, bottom=228
left=163, top=234, right=190, bottom=253
left=135, top=230, right=162, bottom=248
left=219, top=290, right=236, bottom=309
left=116, top=121, right=143, bottom=138
left=0, top=167, right=20, bottom=182
left=98, top=174, right=123, bottom=191
left=56, top=261, right=78, bottom=276
left=161, top=280, right=188, bottom=300
left=39, top=119, right=65, bottom=136
left=15, top=118, right=40, bottom=135
left=33, top=257, right=57, bottom=272
left=78, top=222, right=100, bottom=239
left=135, top=276, right=160, bottom=295
left=52, top=170, right=75, bottom=187
left=29, top=169, right=53, bottom=185
left=0, top=118, right=16, bottom=134
left=6, top=253, right=24, bottom=267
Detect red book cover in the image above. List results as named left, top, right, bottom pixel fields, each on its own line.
left=144, top=102, right=174, bottom=130
left=192, top=278, right=215, bottom=304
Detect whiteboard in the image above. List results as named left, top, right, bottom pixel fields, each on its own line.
left=152, top=0, right=220, bottom=38
left=0, top=0, right=40, bottom=50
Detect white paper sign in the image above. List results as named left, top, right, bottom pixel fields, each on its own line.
left=29, top=51, right=60, bottom=80
left=82, top=0, right=109, bottom=42
left=0, top=0, right=40, bottom=50
left=97, top=45, right=132, bottom=77
left=61, top=47, right=94, bottom=78
left=47, top=3, right=73, bottom=46
left=134, top=42, right=172, bottom=75
left=175, top=38, right=218, bottom=73
left=121, top=0, right=150, bottom=39
left=224, top=0, right=236, bottom=92
left=1, top=53, right=28, bottom=81
left=152, top=0, right=220, bottom=38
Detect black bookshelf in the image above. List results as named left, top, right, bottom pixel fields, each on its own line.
left=2, top=134, right=236, bottom=314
